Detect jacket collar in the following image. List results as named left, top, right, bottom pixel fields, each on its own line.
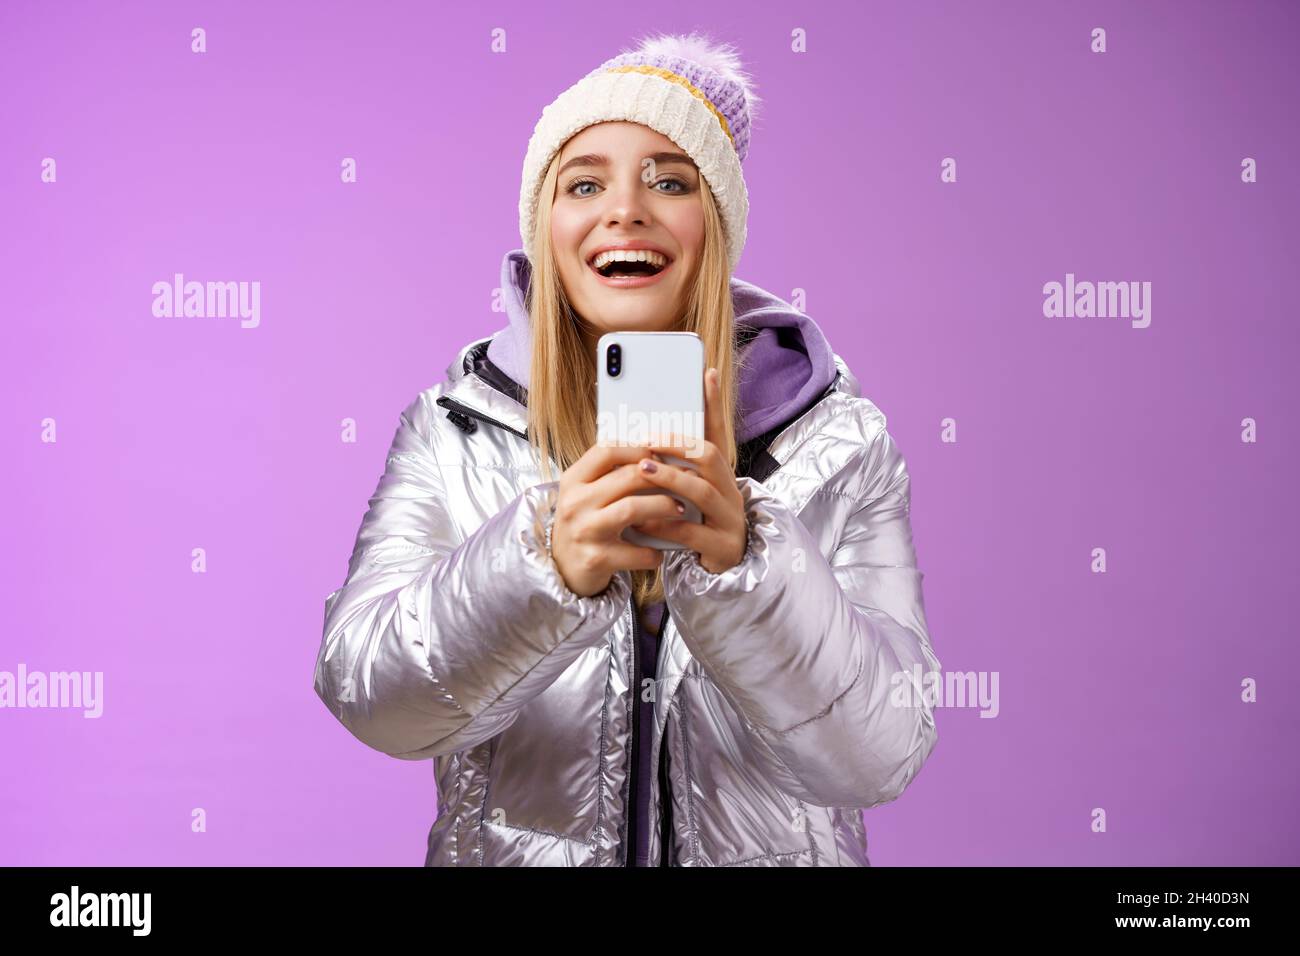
left=437, top=334, right=861, bottom=480
left=438, top=336, right=530, bottom=439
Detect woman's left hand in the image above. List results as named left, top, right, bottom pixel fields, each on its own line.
left=631, top=367, right=748, bottom=574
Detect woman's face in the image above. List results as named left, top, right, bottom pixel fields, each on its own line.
left=550, top=121, right=705, bottom=347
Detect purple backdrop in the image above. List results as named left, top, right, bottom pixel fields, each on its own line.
left=2, top=0, right=1297, bottom=866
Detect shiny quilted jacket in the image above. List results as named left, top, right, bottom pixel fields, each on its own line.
left=312, top=335, right=941, bottom=866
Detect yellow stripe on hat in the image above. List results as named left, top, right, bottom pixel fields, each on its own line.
left=604, top=65, right=736, bottom=148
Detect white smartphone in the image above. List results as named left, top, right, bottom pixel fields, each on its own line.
left=595, top=331, right=705, bottom=550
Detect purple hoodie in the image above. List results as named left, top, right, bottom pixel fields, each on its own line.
left=483, top=249, right=839, bottom=865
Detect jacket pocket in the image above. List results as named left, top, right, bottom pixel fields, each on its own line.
left=482, top=644, right=613, bottom=844
left=673, top=673, right=817, bottom=866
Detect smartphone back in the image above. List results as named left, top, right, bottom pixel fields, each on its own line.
left=595, top=331, right=704, bottom=549
left=596, top=331, right=704, bottom=447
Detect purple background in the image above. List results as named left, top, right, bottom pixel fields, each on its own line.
left=2, top=0, right=1297, bottom=866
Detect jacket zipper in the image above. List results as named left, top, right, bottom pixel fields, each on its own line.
left=626, top=602, right=673, bottom=867
left=433, top=394, right=528, bottom=440
left=657, top=609, right=673, bottom=867
left=626, top=605, right=642, bottom=867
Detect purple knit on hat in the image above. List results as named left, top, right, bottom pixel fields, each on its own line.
left=587, top=50, right=755, bottom=164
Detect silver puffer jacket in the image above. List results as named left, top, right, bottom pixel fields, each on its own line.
left=313, top=335, right=941, bottom=866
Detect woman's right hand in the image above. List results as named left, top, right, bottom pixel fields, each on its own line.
left=550, top=443, right=686, bottom=597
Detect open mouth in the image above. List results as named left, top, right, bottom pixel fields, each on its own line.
left=587, top=251, right=673, bottom=280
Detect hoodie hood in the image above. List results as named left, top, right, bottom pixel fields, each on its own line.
left=485, top=250, right=839, bottom=444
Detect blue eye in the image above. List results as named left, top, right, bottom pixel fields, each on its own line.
left=564, top=177, right=692, bottom=197
left=655, top=177, right=689, bottom=194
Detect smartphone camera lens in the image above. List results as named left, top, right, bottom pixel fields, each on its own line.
left=607, top=343, right=621, bottom=378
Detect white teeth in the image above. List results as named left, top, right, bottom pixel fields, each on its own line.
left=591, top=249, right=668, bottom=270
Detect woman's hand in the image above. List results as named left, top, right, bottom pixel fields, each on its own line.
left=550, top=443, right=686, bottom=597
left=630, top=368, right=748, bottom=575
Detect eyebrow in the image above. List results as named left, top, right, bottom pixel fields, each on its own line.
left=557, top=151, right=698, bottom=177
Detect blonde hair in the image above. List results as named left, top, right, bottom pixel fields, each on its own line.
left=528, top=146, right=742, bottom=609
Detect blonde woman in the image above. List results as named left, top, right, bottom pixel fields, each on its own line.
left=313, top=32, right=942, bottom=867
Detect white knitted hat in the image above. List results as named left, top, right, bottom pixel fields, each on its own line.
left=518, top=32, right=761, bottom=275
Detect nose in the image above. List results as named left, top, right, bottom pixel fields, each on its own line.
left=602, top=175, right=652, bottom=229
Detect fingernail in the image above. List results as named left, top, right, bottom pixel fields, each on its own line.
left=640, top=459, right=657, bottom=473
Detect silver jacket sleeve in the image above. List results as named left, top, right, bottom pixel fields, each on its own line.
left=661, top=426, right=941, bottom=808
left=313, top=392, right=632, bottom=760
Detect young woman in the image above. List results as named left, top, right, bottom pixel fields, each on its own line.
left=313, top=32, right=942, bottom=867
